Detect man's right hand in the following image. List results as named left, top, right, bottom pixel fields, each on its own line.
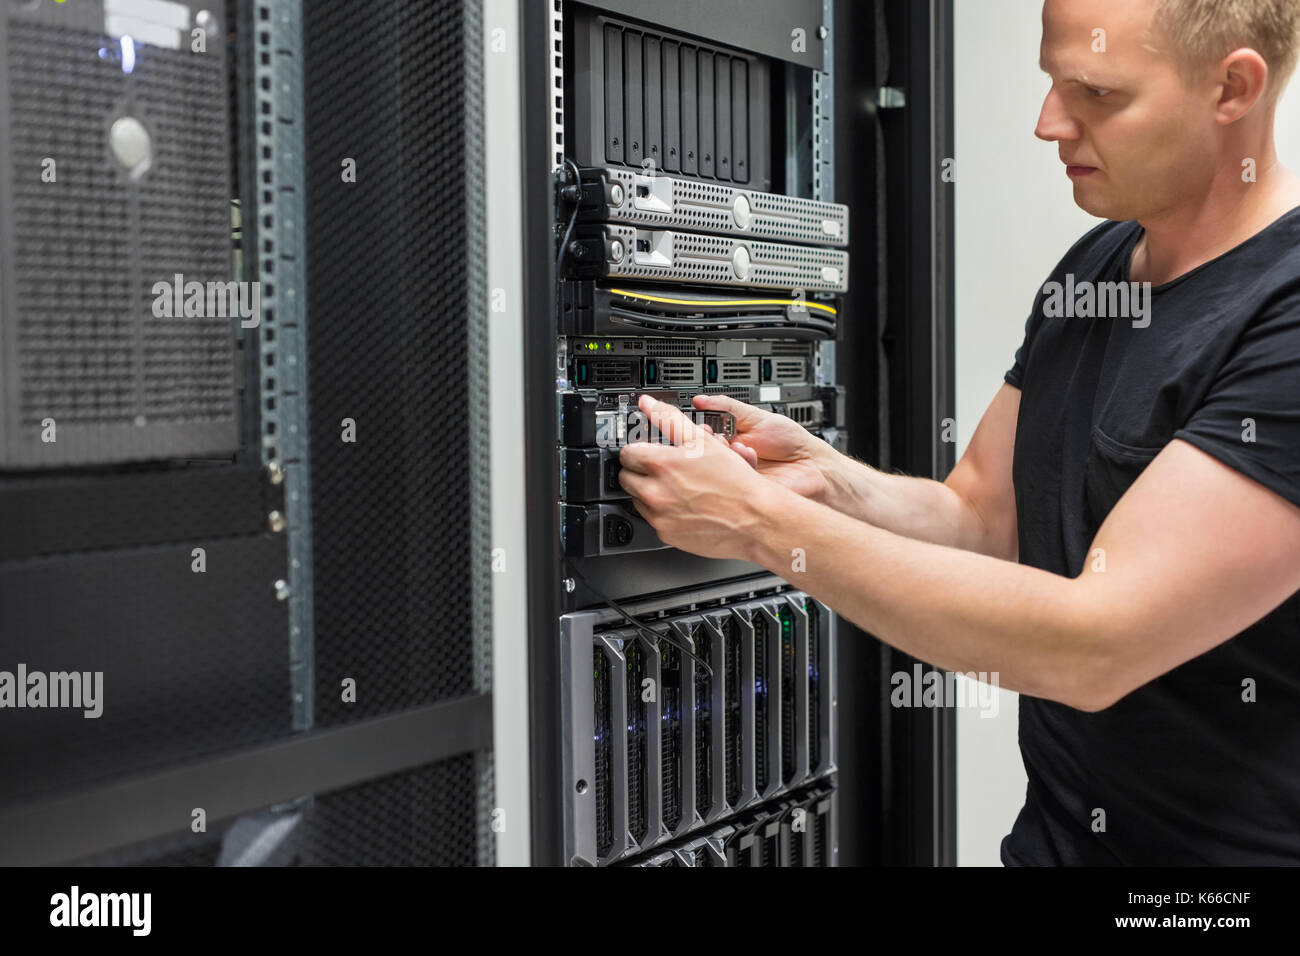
left=691, top=393, right=835, bottom=502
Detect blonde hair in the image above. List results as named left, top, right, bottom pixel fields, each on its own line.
left=1151, top=0, right=1300, bottom=94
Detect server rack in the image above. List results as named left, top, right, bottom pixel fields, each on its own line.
left=519, top=0, right=955, bottom=867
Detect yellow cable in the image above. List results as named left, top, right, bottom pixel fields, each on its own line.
left=608, top=287, right=838, bottom=317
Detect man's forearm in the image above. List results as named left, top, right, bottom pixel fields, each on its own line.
left=815, top=450, right=1002, bottom=557
left=747, top=487, right=1107, bottom=710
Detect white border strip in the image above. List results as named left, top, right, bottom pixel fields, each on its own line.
left=484, top=0, right=532, bottom=866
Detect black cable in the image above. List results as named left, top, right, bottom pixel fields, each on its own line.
left=554, top=157, right=583, bottom=280
left=567, top=563, right=715, bottom=679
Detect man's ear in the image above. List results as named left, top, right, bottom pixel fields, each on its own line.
left=1214, top=47, right=1271, bottom=124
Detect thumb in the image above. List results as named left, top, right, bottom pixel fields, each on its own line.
left=693, top=393, right=763, bottom=428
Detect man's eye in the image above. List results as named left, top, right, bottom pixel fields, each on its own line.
left=1088, top=87, right=1113, bottom=98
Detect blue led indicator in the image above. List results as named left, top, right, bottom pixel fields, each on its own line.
left=120, top=36, right=136, bottom=74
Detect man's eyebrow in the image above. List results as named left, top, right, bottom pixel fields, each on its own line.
left=1040, top=56, right=1113, bottom=87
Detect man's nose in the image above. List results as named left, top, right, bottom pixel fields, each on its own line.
left=1034, top=85, right=1077, bottom=143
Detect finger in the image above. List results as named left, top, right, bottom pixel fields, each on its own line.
left=730, top=439, right=759, bottom=468
left=629, top=495, right=658, bottom=526
left=692, top=392, right=762, bottom=427
left=619, top=438, right=676, bottom=473
left=616, top=466, right=652, bottom=499
left=640, top=394, right=700, bottom=448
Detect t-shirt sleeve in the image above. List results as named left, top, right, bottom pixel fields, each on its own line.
left=1004, top=308, right=1040, bottom=390
left=1172, top=297, right=1300, bottom=511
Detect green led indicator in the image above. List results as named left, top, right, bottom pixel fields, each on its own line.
left=604, top=341, right=612, bottom=350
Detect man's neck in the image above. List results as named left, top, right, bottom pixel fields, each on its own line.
left=1130, top=157, right=1300, bottom=286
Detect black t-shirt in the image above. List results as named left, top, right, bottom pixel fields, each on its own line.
left=1001, top=205, right=1300, bottom=865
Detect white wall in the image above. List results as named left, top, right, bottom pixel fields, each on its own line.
left=951, top=0, right=1300, bottom=866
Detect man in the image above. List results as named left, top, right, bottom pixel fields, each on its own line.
left=617, top=0, right=1300, bottom=865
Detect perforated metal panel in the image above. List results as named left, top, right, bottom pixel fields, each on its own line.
left=0, top=534, right=290, bottom=807
left=0, top=5, right=240, bottom=466
left=301, top=0, right=490, bottom=727
left=70, top=753, right=485, bottom=866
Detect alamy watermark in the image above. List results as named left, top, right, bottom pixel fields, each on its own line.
left=151, top=273, right=260, bottom=327
left=1042, top=274, right=1152, bottom=329
left=0, top=664, right=103, bottom=718
left=890, top=664, right=1000, bottom=718
left=50, top=886, right=150, bottom=936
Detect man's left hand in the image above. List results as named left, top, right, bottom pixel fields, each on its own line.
left=617, top=393, right=787, bottom=561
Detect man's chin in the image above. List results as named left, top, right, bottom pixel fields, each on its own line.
left=1072, top=184, right=1125, bottom=221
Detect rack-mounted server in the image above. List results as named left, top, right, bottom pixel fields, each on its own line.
left=560, top=581, right=836, bottom=866
left=561, top=284, right=838, bottom=338
left=563, top=223, right=849, bottom=292
left=567, top=166, right=849, bottom=245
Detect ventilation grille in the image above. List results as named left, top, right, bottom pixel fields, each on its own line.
left=732, top=835, right=753, bottom=866
left=695, top=624, right=713, bottom=819
left=754, top=613, right=769, bottom=793
left=780, top=605, right=795, bottom=784
left=4, top=18, right=239, bottom=465
left=578, top=356, right=638, bottom=388
left=624, top=782, right=835, bottom=867
left=660, top=641, right=682, bottom=832
left=645, top=338, right=703, bottom=357
left=594, top=647, right=613, bottom=857
left=718, top=358, right=757, bottom=383
left=0, top=535, right=289, bottom=808
left=656, top=358, right=700, bottom=385
left=808, top=601, right=821, bottom=771
left=769, top=341, right=814, bottom=355
left=724, top=616, right=742, bottom=807
left=812, top=799, right=828, bottom=865
left=595, top=167, right=849, bottom=246
left=303, top=0, right=485, bottom=724
left=71, top=753, right=484, bottom=866
left=702, top=385, right=749, bottom=401
left=10, top=24, right=132, bottom=428
left=782, top=400, right=822, bottom=427
left=135, top=38, right=238, bottom=422
left=626, top=638, right=648, bottom=844
left=568, top=591, right=835, bottom=865
left=769, top=359, right=807, bottom=383
left=599, top=225, right=849, bottom=293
